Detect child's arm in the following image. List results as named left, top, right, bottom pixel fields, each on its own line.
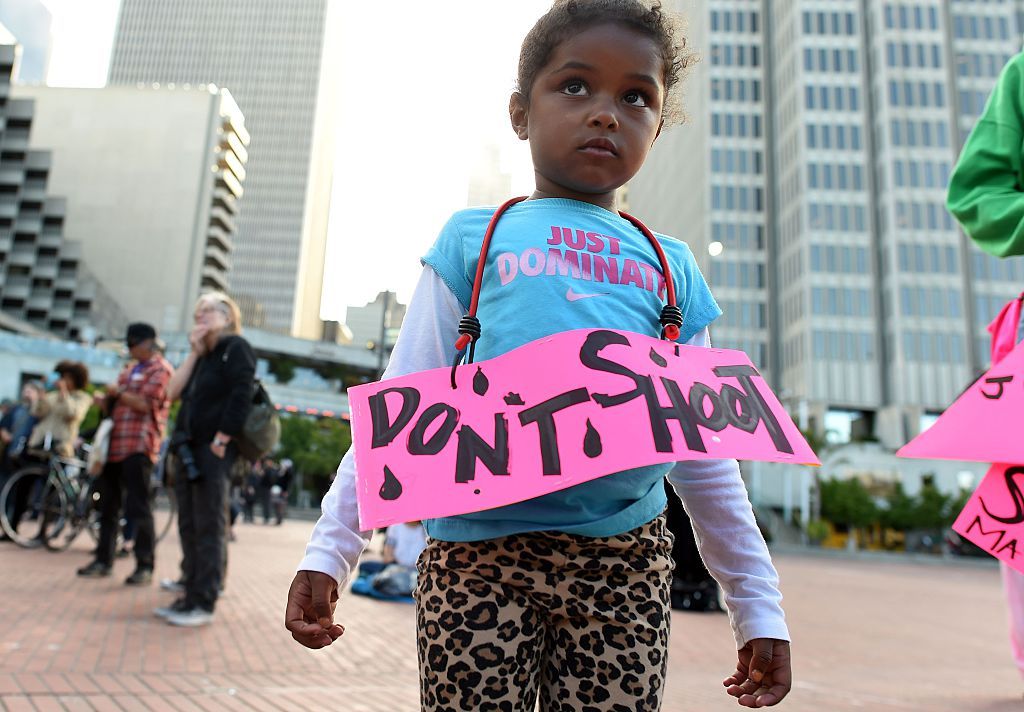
left=947, top=54, right=1024, bottom=258
left=286, top=265, right=462, bottom=649
left=668, top=328, right=791, bottom=706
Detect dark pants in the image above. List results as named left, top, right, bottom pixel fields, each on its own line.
left=242, top=493, right=255, bottom=522
left=96, top=454, right=155, bottom=569
left=174, top=443, right=234, bottom=612
left=258, top=485, right=272, bottom=523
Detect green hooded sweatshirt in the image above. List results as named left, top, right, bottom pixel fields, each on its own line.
left=947, top=52, right=1024, bottom=258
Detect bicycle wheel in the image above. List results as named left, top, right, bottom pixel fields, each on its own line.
left=38, top=480, right=72, bottom=549
left=0, top=466, right=60, bottom=548
left=84, top=479, right=103, bottom=544
left=44, top=479, right=93, bottom=552
left=153, top=483, right=177, bottom=542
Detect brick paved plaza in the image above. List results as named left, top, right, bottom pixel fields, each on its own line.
left=0, top=518, right=1019, bottom=711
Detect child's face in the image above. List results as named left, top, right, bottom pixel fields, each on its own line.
left=511, top=23, right=665, bottom=209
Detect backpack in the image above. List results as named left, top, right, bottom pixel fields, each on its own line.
left=235, top=380, right=280, bottom=462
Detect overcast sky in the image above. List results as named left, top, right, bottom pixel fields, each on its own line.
left=38, top=0, right=552, bottom=319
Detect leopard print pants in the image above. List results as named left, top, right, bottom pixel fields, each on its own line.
left=414, top=515, right=674, bottom=711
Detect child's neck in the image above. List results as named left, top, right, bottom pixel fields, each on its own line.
left=529, top=188, right=617, bottom=213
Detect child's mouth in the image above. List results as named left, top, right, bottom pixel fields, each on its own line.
left=579, top=139, right=618, bottom=157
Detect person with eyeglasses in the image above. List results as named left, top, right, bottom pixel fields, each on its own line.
left=160, top=292, right=255, bottom=627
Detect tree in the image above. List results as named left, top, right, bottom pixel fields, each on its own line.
left=948, top=488, right=972, bottom=523
left=911, top=482, right=951, bottom=530
left=267, top=356, right=298, bottom=384
left=819, top=477, right=878, bottom=531
left=880, top=482, right=916, bottom=532
left=276, top=414, right=351, bottom=503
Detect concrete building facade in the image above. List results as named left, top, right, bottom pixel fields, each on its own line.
left=13, top=83, right=249, bottom=335
left=107, top=0, right=340, bottom=338
left=0, top=33, right=126, bottom=341
left=627, top=0, right=1024, bottom=448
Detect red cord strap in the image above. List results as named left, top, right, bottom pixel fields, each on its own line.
left=454, top=196, right=528, bottom=352
left=453, top=198, right=683, bottom=356
left=618, top=210, right=683, bottom=342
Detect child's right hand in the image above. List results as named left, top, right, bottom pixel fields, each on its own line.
left=284, top=570, right=345, bottom=649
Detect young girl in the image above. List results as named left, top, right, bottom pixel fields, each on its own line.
left=286, top=1, right=792, bottom=708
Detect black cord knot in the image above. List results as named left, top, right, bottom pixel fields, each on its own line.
left=659, top=305, right=682, bottom=329
left=659, top=305, right=683, bottom=341
left=458, top=315, right=482, bottom=342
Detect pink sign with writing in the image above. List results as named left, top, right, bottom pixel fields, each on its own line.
left=348, top=329, right=819, bottom=529
left=898, top=340, right=1024, bottom=463
left=953, top=464, right=1024, bottom=573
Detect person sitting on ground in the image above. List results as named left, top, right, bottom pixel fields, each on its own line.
left=352, top=521, right=427, bottom=600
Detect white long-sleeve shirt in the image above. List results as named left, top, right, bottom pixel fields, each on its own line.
left=299, top=266, right=790, bottom=648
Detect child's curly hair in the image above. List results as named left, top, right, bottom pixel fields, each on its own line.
left=517, top=0, right=696, bottom=122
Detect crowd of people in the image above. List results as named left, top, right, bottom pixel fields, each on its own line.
left=241, top=456, right=293, bottom=526
left=0, top=291, right=268, bottom=628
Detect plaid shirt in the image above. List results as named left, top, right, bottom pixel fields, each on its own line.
left=107, top=355, right=173, bottom=463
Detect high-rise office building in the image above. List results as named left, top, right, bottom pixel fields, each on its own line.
left=108, top=0, right=339, bottom=338
left=628, top=0, right=1024, bottom=448
left=14, top=83, right=249, bottom=335
left=0, top=0, right=50, bottom=84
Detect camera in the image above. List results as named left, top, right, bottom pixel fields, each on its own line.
left=177, top=442, right=202, bottom=482
left=170, top=432, right=202, bottom=482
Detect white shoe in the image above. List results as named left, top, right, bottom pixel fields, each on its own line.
left=153, top=599, right=189, bottom=619
left=165, top=607, right=214, bottom=627
left=159, top=578, right=185, bottom=593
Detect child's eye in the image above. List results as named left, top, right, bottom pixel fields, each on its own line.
left=624, top=90, right=649, bottom=107
left=562, top=80, right=589, bottom=96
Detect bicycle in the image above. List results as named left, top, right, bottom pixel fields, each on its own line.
left=45, top=457, right=178, bottom=552
left=0, top=449, right=177, bottom=551
left=0, top=451, right=84, bottom=548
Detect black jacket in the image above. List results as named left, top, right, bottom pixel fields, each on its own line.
left=177, top=335, right=256, bottom=445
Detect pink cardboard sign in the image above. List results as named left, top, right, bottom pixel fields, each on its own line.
left=953, top=463, right=1024, bottom=573
left=348, top=329, right=819, bottom=529
left=898, top=340, right=1024, bottom=463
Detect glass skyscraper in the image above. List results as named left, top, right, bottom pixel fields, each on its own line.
left=627, top=0, right=1024, bottom=447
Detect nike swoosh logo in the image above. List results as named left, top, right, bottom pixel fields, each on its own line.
left=566, top=288, right=610, bottom=302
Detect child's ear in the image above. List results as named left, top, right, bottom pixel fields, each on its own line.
left=653, top=117, right=664, bottom=146
left=509, top=92, right=529, bottom=140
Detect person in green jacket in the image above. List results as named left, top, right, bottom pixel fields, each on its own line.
left=948, top=52, right=1024, bottom=258
left=947, top=51, right=1024, bottom=690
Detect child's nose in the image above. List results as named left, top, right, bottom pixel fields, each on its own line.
left=588, top=100, right=619, bottom=130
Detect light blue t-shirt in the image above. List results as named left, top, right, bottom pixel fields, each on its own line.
left=421, top=198, right=721, bottom=541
